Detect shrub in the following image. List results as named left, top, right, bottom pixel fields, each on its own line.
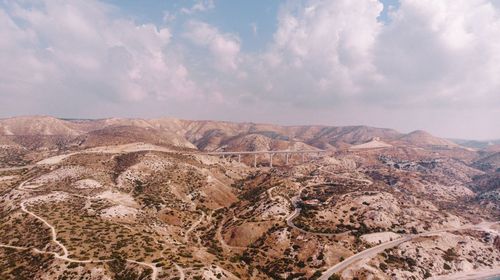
left=328, top=274, right=341, bottom=280
left=67, top=263, right=79, bottom=269
left=379, top=262, right=388, bottom=272
left=443, top=248, right=458, bottom=262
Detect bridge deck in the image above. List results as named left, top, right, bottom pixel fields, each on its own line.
left=199, top=150, right=328, bottom=155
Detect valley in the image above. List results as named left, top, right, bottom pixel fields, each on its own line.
left=0, top=116, right=499, bottom=280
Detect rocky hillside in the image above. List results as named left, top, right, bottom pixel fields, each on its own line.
left=0, top=116, right=470, bottom=154
left=0, top=116, right=80, bottom=136
left=451, top=138, right=500, bottom=151
left=1, top=116, right=498, bottom=280
left=474, top=152, right=500, bottom=172
left=397, top=130, right=458, bottom=148
left=70, top=125, right=196, bottom=150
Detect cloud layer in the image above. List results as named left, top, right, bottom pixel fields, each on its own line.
left=1, top=0, right=500, bottom=139
left=0, top=0, right=197, bottom=107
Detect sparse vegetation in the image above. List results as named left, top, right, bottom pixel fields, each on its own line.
left=1, top=117, right=499, bottom=279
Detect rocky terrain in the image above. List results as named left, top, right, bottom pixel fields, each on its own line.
left=0, top=116, right=499, bottom=280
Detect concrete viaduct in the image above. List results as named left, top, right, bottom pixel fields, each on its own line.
left=201, top=150, right=329, bottom=168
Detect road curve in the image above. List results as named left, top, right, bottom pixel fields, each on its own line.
left=216, top=218, right=248, bottom=252
left=0, top=244, right=113, bottom=263
left=126, top=259, right=158, bottom=280
left=318, top=236, right=412, bottom=280
left=20, top=201, right=69, bottom=258
left=318, top=222, right=500, bottom=280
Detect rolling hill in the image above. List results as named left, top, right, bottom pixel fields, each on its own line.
left=0, top=116, right=470, bottom=153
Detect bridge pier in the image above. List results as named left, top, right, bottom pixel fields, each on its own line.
left=201, top=149, right=326, bottom=168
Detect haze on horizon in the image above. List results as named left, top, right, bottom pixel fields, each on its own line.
left=0, top=0, right=499, bottom=140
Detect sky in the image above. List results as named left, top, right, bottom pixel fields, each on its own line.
left=0, top=0, right=499, bottom=140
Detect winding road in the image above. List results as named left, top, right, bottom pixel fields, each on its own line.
left=20, top=200, right=69, bottom=258
left=126, top=259, right=158, bottom=280
left=284, top=163, right=373, bottom=237
left=216, top=217, right=247, bottom=252
left=318, top=236, right=412, bottom=280
left=0, top=158, right=162, bottom=279
left=318, top=222, right=500, bottom=280
left=7, top=145, right=497, bottom=280
left=0, top=244, right=113, bottom=263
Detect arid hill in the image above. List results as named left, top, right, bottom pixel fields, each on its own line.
left=397, top=130, right=458, bottom=148
left=70, top=125, right=196, bottom=150
left=474, top=152, right=500, bottom=172
left=0, top=116, right=471, bottom=153
left=1, top=115, right=499, bottom=280
left=0, top=116, right=80, bottom=136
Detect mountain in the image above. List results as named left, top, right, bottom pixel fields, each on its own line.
left=0, top=116, right=80, bottom=136
left=348, top=138, right=392, bottom=150
left=289, top=125, right=401, bottom=149
left=398, top=130, right=458, bottom=148
left=0, top=116, right=467, bottom=153
left=474, top=152, right=500, bottom=172
left=71, top=125, right=196, bottom=149
left=450, top=138, right=500, bottom=150
left=221, top=133, right=317, bottom=152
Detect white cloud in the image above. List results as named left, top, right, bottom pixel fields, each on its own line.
left=180, top=0, right=215, bottom=15
left=227, top=0, right=500, bottom=138
left=184, top=20, right=241, bottom=71
left=251, top=0, right=383, bottom=103
left=373, top=0, right=500, bottom=108
left=0, top=0, right=198, bottom=107
left=271, top=0, right=500, bottom=111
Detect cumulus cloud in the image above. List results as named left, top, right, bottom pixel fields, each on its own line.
left=0, top=0, right=197, bottom=107
left=184, top=20, right=241, bottom=71
left=233, top=0, right=500, bottom=138
left=255, top=0, right=383, bottom=103
left=254, top=0, right=500, bottom=110
left=373, top=0, right=500, bottom=108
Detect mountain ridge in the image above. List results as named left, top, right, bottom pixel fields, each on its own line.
left=0, top=115, right=470, bottom=152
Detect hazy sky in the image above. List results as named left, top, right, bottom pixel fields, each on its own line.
left=1, top=0, right=499, bottom=139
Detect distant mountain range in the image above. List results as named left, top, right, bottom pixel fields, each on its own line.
left=0, top=115, right=477, bottom=152
left=449, top=138, right=500, bottom=151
